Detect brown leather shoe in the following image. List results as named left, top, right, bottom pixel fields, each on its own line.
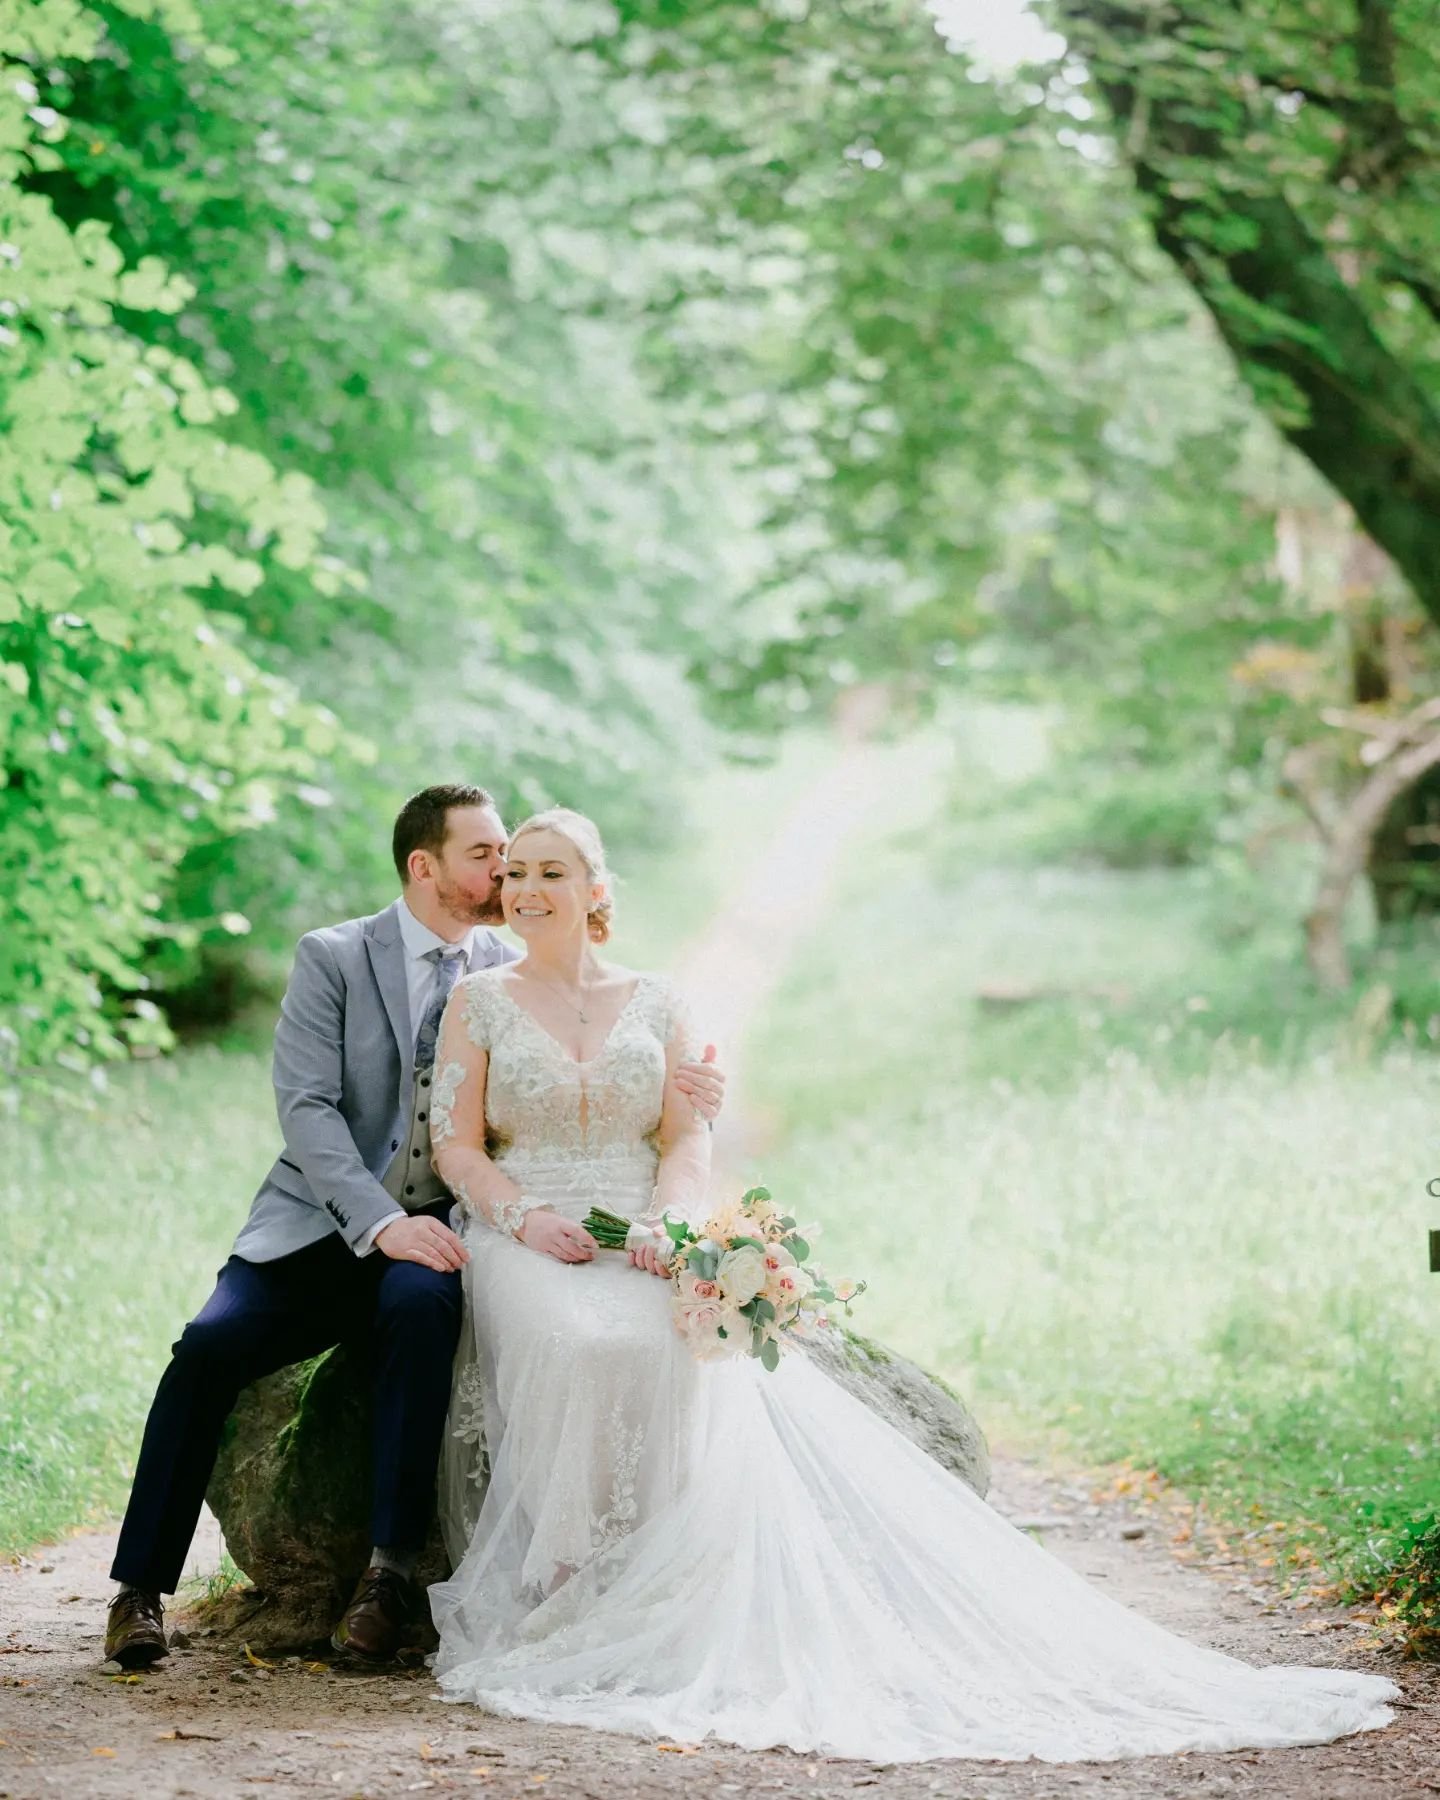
left=105, top=1587, right=167, bottom=1669
left=330, top=1567, right=416, bottom=1664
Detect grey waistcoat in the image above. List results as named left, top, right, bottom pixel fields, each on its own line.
left=231, top=900, right=518, bottom=1263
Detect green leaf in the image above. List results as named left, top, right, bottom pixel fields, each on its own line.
left=19, top=562, right=81, bottom=612
left=759, top=1338, right=780, bottom=1373
left=117, top=255, right=193, bottom=315
left=86, top=609, right=133, bottom=646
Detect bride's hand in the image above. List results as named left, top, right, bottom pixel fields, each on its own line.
left=517, top=1211, right=597, bottom=1263
left=627, top=1236, right=671, bottom=1278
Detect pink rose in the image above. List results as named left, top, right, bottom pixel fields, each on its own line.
left=676, top=1299, right=725, bottom=1356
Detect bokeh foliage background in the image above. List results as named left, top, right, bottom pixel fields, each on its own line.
left=5, top=0, right=1439, bottom=1073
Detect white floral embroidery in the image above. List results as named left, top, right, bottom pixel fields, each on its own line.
left=494, top=1189, right=540, bottom=1238
left=591, top=1419, right=645, bottom=1556
left=460, top=976, right=494, bottom=1049
left=430, top=1059, right=467, bottom=1146
left=450, top=1360, right=489, bottom=1487
left=449, top=1167, right=539, bottom=1241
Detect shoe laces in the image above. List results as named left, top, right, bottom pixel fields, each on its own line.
left=108, top=1587, right=162, bottom=1621
left=354, top=1567, right=412, bottom=1612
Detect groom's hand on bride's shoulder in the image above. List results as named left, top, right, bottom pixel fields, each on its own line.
left=674, top=1044, right=725, bottom=1122
left=376, top=1215, right=469, bottom=1272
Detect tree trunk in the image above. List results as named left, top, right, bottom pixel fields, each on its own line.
left=1367, top=766, right=1440, bottom=921
left=1300, top=711, right=1440, bottom=988
left=1336, top=532, right=1440, bottom=919
left=1052, top=3, right=1440, bottom=628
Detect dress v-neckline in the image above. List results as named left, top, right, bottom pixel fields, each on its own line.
left=492, top=971, right=647, bottom=1067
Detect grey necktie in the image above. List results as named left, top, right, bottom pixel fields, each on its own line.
left=414, top=946, right=467, bottom=1072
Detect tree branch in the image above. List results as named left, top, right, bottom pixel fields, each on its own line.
left=1305, top=720, right=1440, bottom=988
left=1050, top=0, right=1440, bottom=627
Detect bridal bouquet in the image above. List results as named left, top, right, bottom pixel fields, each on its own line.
left=584, top=1186, right=865, bottom=1372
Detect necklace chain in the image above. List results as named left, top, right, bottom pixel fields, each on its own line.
left=520, top=963, right=596, bottom=1024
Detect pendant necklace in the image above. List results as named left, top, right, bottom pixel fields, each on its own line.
left=524, top=965, right=595, bottom=1024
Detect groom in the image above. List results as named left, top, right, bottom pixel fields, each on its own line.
left=105, top=784, right=725, bottom=1669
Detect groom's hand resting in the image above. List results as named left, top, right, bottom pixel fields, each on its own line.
left=518, top=1211, right=597, bottom=1264
left=376, top=1215, right=469, bottom=1272
left=674, top=1044, right=725, bottom=1122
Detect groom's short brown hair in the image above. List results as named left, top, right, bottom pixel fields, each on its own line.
left=392, top=784, right=499, bottom=881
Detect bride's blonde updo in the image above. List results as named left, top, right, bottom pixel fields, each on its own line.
left=509, top=806, right=614, bottom=945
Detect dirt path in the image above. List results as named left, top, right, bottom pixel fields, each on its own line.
left=3, top=1458, right=1434, bottom=1800
left=674, top=725, right=945, bottom=1174
left=4, top=732, right=1436, bottom=1797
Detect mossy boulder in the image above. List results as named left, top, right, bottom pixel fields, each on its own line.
left=199, top=1344, right=451, bottom=1653
left=801, top=1328, right=991, bottom=1496
left=201, top=1328, right=988, bottom=1652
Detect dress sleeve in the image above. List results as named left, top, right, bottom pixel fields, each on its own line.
left=430, top=975, right=539, bottom=1239
left=430, top=975, right=489, bottom=1153
left=661, top=977, right=702, bottom=1063
left=638, top=976, right=711, bottom=1229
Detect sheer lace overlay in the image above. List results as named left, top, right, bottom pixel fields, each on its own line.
left=431, top=970, right=1398, bottom=1763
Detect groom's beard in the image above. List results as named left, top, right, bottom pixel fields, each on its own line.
left=436, top=873, right=506, bottom=928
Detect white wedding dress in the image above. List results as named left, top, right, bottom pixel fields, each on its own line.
left=428, top=968, right=1397, bottom=1763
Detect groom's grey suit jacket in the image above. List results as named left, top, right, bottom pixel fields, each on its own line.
left=231, top=900, right=518, bottom=1263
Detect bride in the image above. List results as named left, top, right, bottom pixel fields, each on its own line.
left=426, top=806, right=1398, bottom=1763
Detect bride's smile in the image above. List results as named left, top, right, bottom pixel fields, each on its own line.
left=502, top=832, right=604, bottom=927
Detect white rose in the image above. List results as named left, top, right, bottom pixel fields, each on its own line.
left=716, top=1244, right=767, bottom=1307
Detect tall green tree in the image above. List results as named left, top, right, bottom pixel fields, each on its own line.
left=20, top=0, right=745, bottom=1025
left=0, top=0, right=344, bottom=1074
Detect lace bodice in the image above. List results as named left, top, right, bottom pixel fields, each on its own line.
left=432, top=969, right=696, bottom=1225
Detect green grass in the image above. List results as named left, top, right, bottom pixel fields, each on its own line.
left=182, top=1548, right=246, bottom=1605
left=0, top=1047, right=275, bottom=1553
left=739, top=735, right=1440, bottom=1605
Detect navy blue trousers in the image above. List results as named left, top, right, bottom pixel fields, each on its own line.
left=110, top=1207, right=463, bottom=1596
